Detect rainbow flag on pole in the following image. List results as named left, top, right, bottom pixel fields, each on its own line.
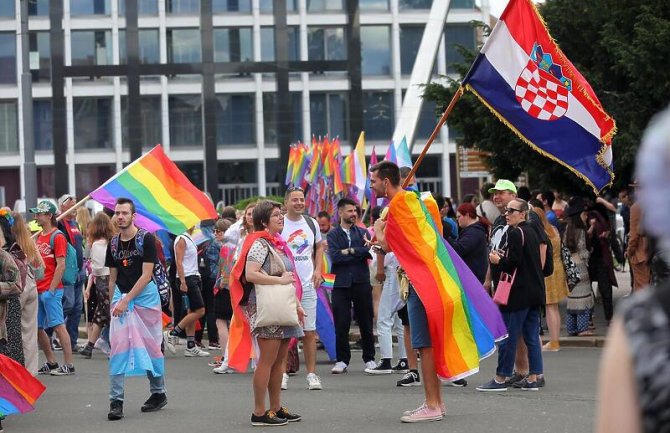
left=384, top=190, right=507, bottom=380
left=90, top=145, right=217, bottom=234
left=0, top=354, right=46, bottom=417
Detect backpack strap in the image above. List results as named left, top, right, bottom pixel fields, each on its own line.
left=49, top=230, right=66, bottom=259
left=302, top=214, right=317, bottom=238
left=110, top=234, right=120, bottom=260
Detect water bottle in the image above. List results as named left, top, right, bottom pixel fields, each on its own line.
left=182, top=294, right=190, bottom=312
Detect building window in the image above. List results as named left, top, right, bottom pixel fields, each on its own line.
left=306, top=0, right=343, bottom=11
left=399, top=0, right=431, bottom=9
left=400, top=25, right=423, bottom=75
left=445, top=24, right=476, bottom=73
left=261, top=27, right=299, bottom=62
left=361, top=26, right=391, bottom=76
left=166, top=0, right=199, bottom=14
left=218, top=161, right=256, bottom=184
left=216, top=94, right=255, bottom=145
left=415, top=100, right=438, bottom=139
left=28, top=0, right=49, bottom=16
left=119, top=0, right=159, bottom=16
left=0, top=102, right=18, bottom=153
left=70, top=0, right=111, bottom=15
left=259, top=0, right=298, bottom=13
left=75, top=165, right=115, bottom=199
left=119, top=29, right=160, bottom=64
left=73, top=97, right=114, bottom=150
left=308, top=27, right=346, bottom=61
left=452, top=0, right=475, bottom=9
left=167, top=29, right=202, bottom=63
left=0, top=2, right=15, bottom=17
left=71, top=30, right=113, bottom=66
left=34, top=100, right=53, bottom=151
left=360, top=0, right=389, bottom=10
left=310, top=93, right=348, bottom=140
left=363, top=92, right=394, bottom=140
left=169, top=95, right=202, bottom=147
left=213, top=0, right=251, bottom=13
left=0, top=33, right=16, bottom=84
left=29, top=31, right=50, bottom=82
left=214, top=28, right=253, bottom=62
left=121, top=96, right=162, bottom=150
left=263, top=93, right=302, bottom=144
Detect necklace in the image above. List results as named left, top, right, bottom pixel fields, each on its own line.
left=119, top=238, right=132, bottom=267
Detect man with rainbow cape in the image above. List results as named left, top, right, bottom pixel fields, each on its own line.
left=369, top=160, right=507, bottom=423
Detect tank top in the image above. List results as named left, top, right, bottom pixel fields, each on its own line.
left=176, top=233, right=199, bottom=277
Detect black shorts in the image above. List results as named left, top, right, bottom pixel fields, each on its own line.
left=397, top=304, right=409, bottom=327
left=184, top=275, right=205, bottom=311
left=214, top=288, right=233, bottom=320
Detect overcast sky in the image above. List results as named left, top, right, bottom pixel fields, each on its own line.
left=484, top=0, right=544, bottom=18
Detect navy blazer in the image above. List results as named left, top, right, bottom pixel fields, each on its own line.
left=327, top=225, right=372, bottom=288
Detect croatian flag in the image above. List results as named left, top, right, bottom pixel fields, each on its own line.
left=462, top=0, right=616, bottom=192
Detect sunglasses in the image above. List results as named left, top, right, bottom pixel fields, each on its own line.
left=286, top=186, right=304, bottom=193
left=504, top=207, right=523, bottom=214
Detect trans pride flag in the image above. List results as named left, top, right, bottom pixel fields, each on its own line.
left=384, top=190, right=507, bottom=380
left=462, top=0, right=616, bottom=192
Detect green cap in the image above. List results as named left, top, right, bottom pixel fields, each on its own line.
left=29, top=200, right=57, bottom=215
left=488, top=179, right=517, bottom=194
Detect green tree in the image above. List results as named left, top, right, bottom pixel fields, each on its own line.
left=422, top=0, right=670, bottom=194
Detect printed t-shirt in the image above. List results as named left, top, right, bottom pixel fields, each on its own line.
left=281, top=216, right=322, bottom=287
left=36, top=229, right=67, bottom=293
left=105, top=231, right=157, bottom=294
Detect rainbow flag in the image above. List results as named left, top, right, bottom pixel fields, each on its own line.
left=315, top=250, right=336, bottom=360
left=384, top=190, right=507, bottom=380
left=307, top=136, right=322, bottom=183
left=352, top=132, right=367, bottom=204
left=332, top=158, right=345, bottom=195
left=321, top=274, right=335, bottom=289
left=322, top=137, right=333, bottom=177
left=90, top=145, right=217, bottom=235
left=0, top=354, right=46, bottom=417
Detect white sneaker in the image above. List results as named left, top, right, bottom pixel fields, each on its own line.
left=185, top=346, right=210, bottom=357
left=306, top=373, right=322, bottom=390
left=331, top=361, right=348, bottom=374
left=162, top=331, right=177, bottom=354
left=281, top=373, right=289, bottom=390
left=213, top=363, right=234, bottom=374
left=364, top=360, right=377, bottom=371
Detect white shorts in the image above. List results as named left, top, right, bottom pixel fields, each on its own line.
left=301, top=282, right=317, bottom=332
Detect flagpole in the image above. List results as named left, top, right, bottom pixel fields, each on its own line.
left=401, top=87, right=464, bottom=189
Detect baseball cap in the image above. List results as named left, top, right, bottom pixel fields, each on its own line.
left=58, top=194, right=75, bottom=208
left=29, top=200, right=58, bottom=215
left=488, top=179, right=517, bottom=194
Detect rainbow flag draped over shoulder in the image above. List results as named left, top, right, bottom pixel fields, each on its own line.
left=384, top=190, right=507, bottom=380
left=0, top=354, right=46, bottom=417
left=90, top=145, right=217, bottom=234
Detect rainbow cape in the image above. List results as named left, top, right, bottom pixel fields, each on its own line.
left=384, top=190, right=507, bottom=380
left=90, top=145, right=217, bottom=234
left=0, top=354, right=46, bottom=417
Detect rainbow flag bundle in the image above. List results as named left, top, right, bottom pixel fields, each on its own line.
left=90, top=145, right=217, bottom=234
left=384, top=190, right=507, bottom=380
left=0, top=354, right=46, bottom=417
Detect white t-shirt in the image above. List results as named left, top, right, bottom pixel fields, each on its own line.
left=281, top=216, right=322, bottom=287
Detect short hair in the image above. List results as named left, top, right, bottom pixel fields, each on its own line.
left=219, top=206, right=237, bottom=222
left=370, top=206, right=383, bottom=221
left=284, top=186, right=305, bottom=201
left=317, top=211, right=330, bottom=219
left=480, top=182, right=494, bottom=200
left=517, top=186, right=532, bottom=201
left=528, top=198, right=544, bottom=209
left=541, top=190, right=555, bottom=207
left=399, top=166, right=412, bottom=179
left=510, top=198, right=530, bottom=213
left=433, top=194, right=445, bottom=210
left=215, top=218, right=233, bottom=233
left=462, top=194, right=476, bottom=204
left=337, top=197, right=357, bottom=209
left=115, top=197, right=136, bottom=214
left=370, top=160, right=401, bottom=187
left=252, top=200, right=282, bottom=231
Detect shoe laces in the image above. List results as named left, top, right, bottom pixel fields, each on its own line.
left=407, top=403, right=427, bottom=416
left=266, top=410, right=278, bottom=418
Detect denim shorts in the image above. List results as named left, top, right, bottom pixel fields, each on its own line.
left=301, top=282, right=317, bottom=332
left=407, top=287, right=431, bottom=349
left=38, top=289, right=65, bottom=329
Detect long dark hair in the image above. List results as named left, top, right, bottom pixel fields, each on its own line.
left=564, top=214, right=586, bottom=253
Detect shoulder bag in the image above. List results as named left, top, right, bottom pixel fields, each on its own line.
left=493, top=227, right=525, bottom=306
left=254, top=245, right=300, bottom=328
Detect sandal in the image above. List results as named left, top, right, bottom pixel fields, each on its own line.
left=577, top=330, right=595, bottom=337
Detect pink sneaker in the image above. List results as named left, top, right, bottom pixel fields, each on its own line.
left=400, top=404, right=443, bottom=423
left=402, top=402, right=446, bottom=416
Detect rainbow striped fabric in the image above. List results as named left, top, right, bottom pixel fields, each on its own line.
left=0, top=354, right=46, bottom=417
left=385, top=190, right=507, bottom=380
left=90, top=145, right=217, bottom=234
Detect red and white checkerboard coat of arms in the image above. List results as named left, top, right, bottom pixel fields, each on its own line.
left=515, top=60, right=569, bottom=121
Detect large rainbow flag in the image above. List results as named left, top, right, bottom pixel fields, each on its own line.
left=90, top=145, right=217, bottom=234
left=384, top=190, right=507, bottom=380
left=0, top=354, right=46, bottom=417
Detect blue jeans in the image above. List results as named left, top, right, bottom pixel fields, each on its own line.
left=110, top=372, right=166, bottom=401
left=62, top=271, right=84, bottom=350
left=496, top=307, right=544, bottom=377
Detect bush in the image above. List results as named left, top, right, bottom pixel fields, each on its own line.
left=234, top=195, right=284, bottom=210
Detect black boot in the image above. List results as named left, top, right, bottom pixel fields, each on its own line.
left=108, top=400, right=124, bottom=421
left=141, top=393, right=167, bottom=412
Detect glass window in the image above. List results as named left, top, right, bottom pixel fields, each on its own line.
left=308, top=27, right=346, bottom=61
left=415, top=100, right=438, bottom=139
left=33, top=100, right=52, bottom=151
left=166, top=0, right=199, bottom=14
left=119, top=29, right=160, bottom=64
left=216, top=94, right=255, bottom=145
left=263, top=92, right=302, bottom=144
left=28, top=0, right=49, bottom=16
left=400, top=25, right=423, bottom=75
left=71, top=30, right=112, bottom=66
left=214, top=28, right=253, bottom=62
left=363, top=92, right=394, bottom=140
left=29, top=31, right=50, bottom=82
left=361, top=26, right=391, bottom=76
left=213, top=0, right=251, bottom=13
left=121, top=96, right=162, bottom=149
left=259, top=0, right=297, bottom=12
left=218, top=160, right=256, bottom=184
left=0, top=33, right=16, bottom=84
left=73, top=97, right=114, bottom=150
left=0, top=2, right=15, bottom=17
left=167, top=29, right=201, bottom=63
left=261, top=27, right=299, bottom=62
left=0, top=102, right=18, bottom=153
left=452, top=0, right=475, bottom=8
left=70, top=0, right=111, bottom=15
left=169, top=95, right=202, bottom=147
left=119, top=0, right=159, bottom=16
left=75, top=165, right=115, bottom=199
left=399, top=0, right=431, bottom=9
left=445, top=24, right=476, bottom=73
left=310, top=93, right=348, bottom=140
left=360, top=0, right=388, bottom=10
left=306, top=0, right=343, bottom=11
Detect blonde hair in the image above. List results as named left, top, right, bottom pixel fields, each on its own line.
left=11, top=212, right=44, bottom=268
left=76, top=207, right=92, bottom=241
